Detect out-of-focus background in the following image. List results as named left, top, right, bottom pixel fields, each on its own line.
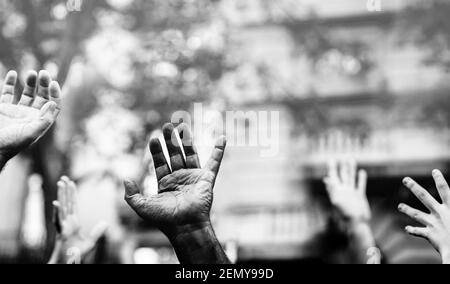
left=0, top=0, right=449, bottom=264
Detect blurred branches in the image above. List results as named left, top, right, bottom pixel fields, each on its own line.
left=398, top=0, right=450, bottom=71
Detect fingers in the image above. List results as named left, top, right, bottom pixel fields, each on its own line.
left=149, top=138, right=171, bottom=182
left=326, top=159, right=363, bottom=192
left=49, top=81, right=62, bottom=111
left=177, top=123, right=201, bottom=169
left=323, top=177, right=337, bottom=197
left=398, top=203, right=432, bottom=226
left=348, top=159, right=357, bottom=189
left=358, top=169, right=368, bottom=195
left=432, top=169, right=450, bottom=206
left=1, top=70, right=17, bottom=104
left=403, top=177, right=440, bottom=213
left=339, top=159, right=349, bottom=185
left=327, top=159, right=339, bottom=181
left=57, top=180, right=68, bottom=221
left=405, top=226, right=429, bottom=240
left=3, top=70, right=61, bottom=110
left=57, top=176, right=78, bottom=220
left=32, top=70, right=51, bottom=109
left=205, top=136, right=227, bottom=179
left=18, top=71, right=38, bottom=106
left=52, top=201, right=62, bottom=234
left=163, top=123, right=186, bottom=172
left=61, top=177, right=73, bottom=214
left=62, top=176, right=78, bottom=216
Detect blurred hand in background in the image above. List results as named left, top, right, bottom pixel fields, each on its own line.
left=124, top=123, right=230, bottom=264
left=399, top=170, right=450, bottom=264
left=49, top=176, right=107, bottom=264
left=324, top=159, right=371, bottom=223
left=324, top=159, right=377, bottom=264
left=0, top=70, right=61, bottom=170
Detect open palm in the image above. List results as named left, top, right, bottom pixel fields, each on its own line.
left=125, top=123, right=226, bottom=234
left=324, top=159, right=371, bottom=222
left=399, top=170, right=450, bottom=263
left=51, top=176, right=108, bottom=264
left=0, top=70, right=60, bottom=163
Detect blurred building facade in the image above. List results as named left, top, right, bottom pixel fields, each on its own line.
left=210, top=0, right=449, bottom=263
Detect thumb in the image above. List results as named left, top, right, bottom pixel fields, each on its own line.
left=29, top=101, right=58, bottom=139
left=124, top=180, right=141, bottom=198
left=123, top=180, right=147, bottom=213
left=52, top=201, right=62, bottom=234
left=205, top=136, right=227, bottom=178
left=357, top=169, right=368, bottom=195
left=323, top=178, right=333, bottom=194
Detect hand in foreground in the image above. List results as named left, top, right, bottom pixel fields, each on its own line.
left=49, top=177, right=107, bottom=264
left=124, top=123, right=230, bottom=264
left=0, top=70, right=60, bottom=169
left=324, top=159, right=376, bottom=264
left=398, top=170, right=450, bottom=264
left=324, top=159, right=371, bottom=223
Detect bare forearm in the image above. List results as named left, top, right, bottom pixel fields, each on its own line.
left=441, top=248, right=450, bottom=264
left=347, top=221, right=376, bottom=264
left=48, top=239, right=63, bottom=264
left=167, top=222, right=230, bottom=264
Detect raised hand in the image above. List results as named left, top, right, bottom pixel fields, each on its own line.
left=398, top=170, right=450, bottom=264
left=124, top=123, right=230, bottom=264
left=0, top=70, right=60, bottom=169
left=323, top=159, right=376, bottom=264
left=49, top=176, right=107, bottom=264
left=324, top=159, right=370, bottom=223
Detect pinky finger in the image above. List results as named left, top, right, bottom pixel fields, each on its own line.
left=405, top=226, right=429, bottom=239
left=52, top=201, right=62, bottom=234
left=358, top=169, right=368, bottom=195
left=49, top=81, right=61, bottom=111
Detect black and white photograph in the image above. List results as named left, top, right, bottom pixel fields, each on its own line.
left=0, top=0, right=449, bottom=269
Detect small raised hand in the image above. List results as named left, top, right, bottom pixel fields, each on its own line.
left=324, top=159, right=370, bottom=223
left=324, top=159, right=376, bottom=264
left=398, top=170, right=450, bottom=264
left=124, top=123, right=230, bottom=264
left=49, top=176, right=107, bottom=264
left=0, top=70, right=60, bottom=169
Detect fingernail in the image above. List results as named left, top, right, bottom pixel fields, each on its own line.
left=433, top=169, right=440, bottom=176
left=403, top=178, right=410, bottom=185
left=38, top=70, right=51, bottom=86
left=216, top=136, right=227, bottom=148
left=124, top=180, right=138, bottom=196
left=26, top=71, right=38, bottom=86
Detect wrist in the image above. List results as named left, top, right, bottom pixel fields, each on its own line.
left=48, top=239, right=64, bottom=264
left=165, top=221, right=213, bottom=244
left=441, top=247, right=450, bottom=264
left=347, top=219, right=371, bottom=229
left=165, top=221, right=230, bottom=264
left=346, top=220, right=376, bottom=248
